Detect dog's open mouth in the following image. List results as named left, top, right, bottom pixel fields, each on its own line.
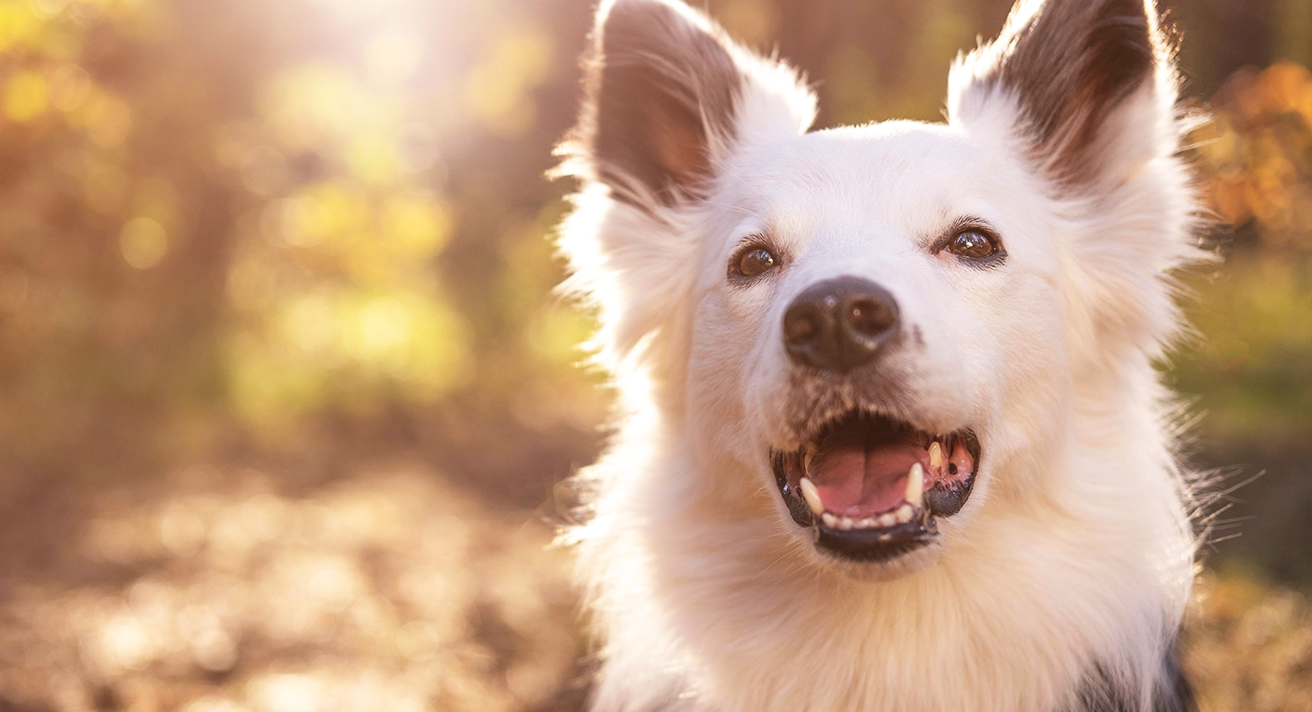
left=772, top=411, right=980, bottom=563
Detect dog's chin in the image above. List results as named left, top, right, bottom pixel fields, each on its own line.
left=771, top=409, right=980, bottom=572
left=815, top=538, right=944, bottom=582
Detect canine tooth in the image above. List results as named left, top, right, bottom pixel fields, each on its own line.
left=928, top=442, right=944, bottom=468
left=837, top=516, right=855, bottom=531
left=895, top=504, right=914, bottom=523
left=821, top=512, right=839, bottom=528
left=802, top=442, right=817, bottom=473
left=878, top=513, right=896, bottom=527
left=799, top=477, right=824, bottom=516
left=905, top=463, right=924, bottom=507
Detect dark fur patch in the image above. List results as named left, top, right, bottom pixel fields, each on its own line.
left=971, top=0, right=1165, bottom=184
left=1074, top=644, right=1197, bottom=712
left=568, top=0, right=743, bottom=207
left=1155, top=644, right=1198, bottom=712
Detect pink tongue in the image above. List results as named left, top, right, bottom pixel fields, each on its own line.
left=808, top=431, right=923, bottom=517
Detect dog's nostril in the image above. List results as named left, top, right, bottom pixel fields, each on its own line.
left=783, top=307, right=820, bottom=345
left=847, top=298, right=897, bottom=338
left=782, top=276, right=900, bottom=374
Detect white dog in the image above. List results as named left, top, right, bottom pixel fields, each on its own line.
left=553, top=0, right=1203, bottom=709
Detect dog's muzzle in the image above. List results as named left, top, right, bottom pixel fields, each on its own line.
left=771, top=277, right=980, bottom=564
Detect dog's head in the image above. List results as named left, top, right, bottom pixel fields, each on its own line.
left=558, top=0, right=1196, bottom=573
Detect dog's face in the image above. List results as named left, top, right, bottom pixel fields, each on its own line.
left=687, top=124, right=1068, bottom=570
left=560, top=0, right=1191, bottom=573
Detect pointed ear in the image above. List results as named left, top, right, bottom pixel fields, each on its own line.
left=948, top=0, right=1178, bottom=187
left=562, top=0, right=815, bottom=208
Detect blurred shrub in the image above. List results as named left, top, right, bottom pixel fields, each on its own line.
left=1199, top=62, right=1312, bottom=249
left=0, top=0, right=605, bottom=470
left=1177, top=61, right=1312, bottom=442
left=0, top=0, right=1309, bottom=469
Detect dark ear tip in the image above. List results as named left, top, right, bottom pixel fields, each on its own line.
left=596, top=0, right=686, bottom=36
left=571, top=0, right=743, bottom=208
left=595, top=0, right=717, bottom=59
left=961, top=0, right=1175, bottom=183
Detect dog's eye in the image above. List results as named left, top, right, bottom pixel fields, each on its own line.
left=731, top=245, right=778, bottom=278
left=946, top=229, right=1000, bottom=260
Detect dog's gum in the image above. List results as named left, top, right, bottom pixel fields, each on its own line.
left=949, top=438, right=975, bottom=477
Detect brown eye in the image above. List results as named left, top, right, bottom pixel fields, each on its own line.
left=732, top=246, right=778, bottom=278
left=947, top=229, right=1000, bottom=260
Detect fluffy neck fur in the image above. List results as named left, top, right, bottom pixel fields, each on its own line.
left=575, top=351, right=1193, bottom=712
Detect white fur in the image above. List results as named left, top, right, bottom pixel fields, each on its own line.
left=557, top=1, right=1202, bottom=710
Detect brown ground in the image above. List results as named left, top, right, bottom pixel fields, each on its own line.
left=0, top=461, right=1307, bottom=712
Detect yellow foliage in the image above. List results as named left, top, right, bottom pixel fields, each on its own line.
left=280, top=182, right=371, bottom=248
left=0, top=2, right=41, bottom=52
left=527, top=304, right=593, bottom=367
left=119, top=216, right=169, bottom=269
left=464, top=27, right=553, bottom=137
left=346, top=132, right=400, bottom=185
left=262, top=62, right=362, bottom=152
left=1197, top=61, right=1312, bottom=249
left=228, top=286, right=471, bottom=425
left=381, top=194, right=452, bottom=258
left=4, top=69, right=48, bottom=123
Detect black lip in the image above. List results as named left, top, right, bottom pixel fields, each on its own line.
left=771, top=416, right=980, bottom=564
left=815, top=515, right=938, bottom=563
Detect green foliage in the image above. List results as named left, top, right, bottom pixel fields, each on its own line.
left=1174, top=58, right=1312, bottom=442
left=1172, top=254, right=1312, bottom=442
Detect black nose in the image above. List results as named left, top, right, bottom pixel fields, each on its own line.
left=782, top=276, right=900, bottom=373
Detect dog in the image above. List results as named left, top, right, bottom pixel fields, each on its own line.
left=553, top=0, right=1203, bottom=709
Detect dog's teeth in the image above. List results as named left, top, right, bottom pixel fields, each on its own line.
left=821, top=512, right=839, bottom=528
left=895, top=504, right=914, bottom=523
left=905, top=462, right=924, bottom=507
left=837, top=516, right=856, bottom=531
left=878, top=512, right=896, bottom=527
left=802, top=452, right=813, bottom=474
left=928, top=442, right=943, bottom=468
left=858, top=517, right=877, bottom=529
left=798, top=477, right=824, bottom=516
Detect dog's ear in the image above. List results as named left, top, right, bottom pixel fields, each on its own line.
left=556, top=0, right=814, bottom=378
left=948, top=0, right=1176, bottom=188
left=564, top=0, right=815, bottom=208
left=950, top=0, right=1202, bottom=363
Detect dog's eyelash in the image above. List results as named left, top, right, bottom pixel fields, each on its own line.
left=732, top=233, right=776, bottom=253
left=929, top=217, right=993, bottom=250
left=727, top=235, right=784, bottom=282
left=931, top=217, right=1007, bottom=268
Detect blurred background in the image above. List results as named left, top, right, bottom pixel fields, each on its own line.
left=0, top=0, right=1309, bottom=709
